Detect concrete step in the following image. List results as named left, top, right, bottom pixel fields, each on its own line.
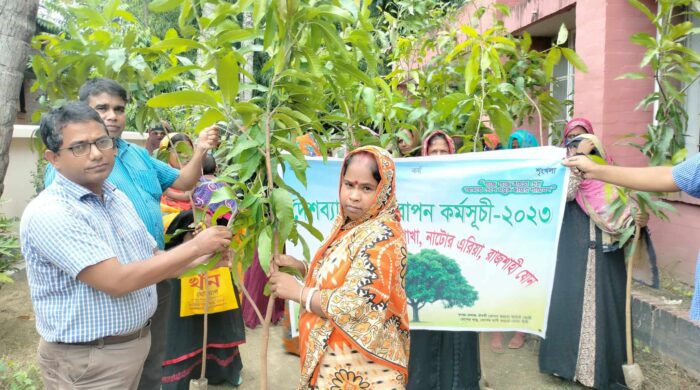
left=632, top=287, right=700, bottom=380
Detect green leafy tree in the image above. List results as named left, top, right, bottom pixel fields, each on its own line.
left=0, top=359, right=41, bottom=390
left=122, top=0, right=183, bottom=38
left=605, top=0, right=700, bottom=247
left=144, top=0, right=387, bottom=387
left=376, top=3, right=586, bottom=152
left=406, top=249, right=478, bottom=322
left=620, top=0, right=700, bottom=166
left=143, top=0, right=384, bottom=271
left=31, top=0, right=188, bottom=132
left=605, top=1, right=700, bottom=371
left=0, top=213, right=21, bottom=287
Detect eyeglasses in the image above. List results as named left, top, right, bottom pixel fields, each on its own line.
left=59, top=137, right=115, bottom=157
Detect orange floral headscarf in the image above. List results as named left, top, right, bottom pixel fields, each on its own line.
left=295, top=133, right=321, bottom=157
left=297, top=145, right=410, bottom=388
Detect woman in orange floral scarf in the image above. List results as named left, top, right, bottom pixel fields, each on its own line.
left=270, top=145, right=410, bottom=389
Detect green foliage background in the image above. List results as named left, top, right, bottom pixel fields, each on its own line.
left=0, top=214, right=21, bottom=287
left=0, top=359, right=41, bottom=390
left=621, top=0, right=700, bottom=166
left=30, top=0, right=583, bottom=280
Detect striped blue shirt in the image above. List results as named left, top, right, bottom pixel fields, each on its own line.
left=672, top=153, right=700, bottom=321
left=45, top=138, right=179, bottom=249
left=20, top=173, right=158, bottom=343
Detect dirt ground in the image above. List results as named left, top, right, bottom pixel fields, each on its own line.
left=2, top=273, right=698, bottom=390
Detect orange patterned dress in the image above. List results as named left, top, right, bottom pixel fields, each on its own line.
left=297, top=146, right=410, bottom=389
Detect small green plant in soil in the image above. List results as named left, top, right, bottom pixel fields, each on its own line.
left=0, top=213, right=21, bottom=287
left=0, top=359, right=41, bottom=390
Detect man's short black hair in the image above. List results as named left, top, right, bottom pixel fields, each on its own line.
left=202, top=154, right=217, bottom=175
left=39, top=102, right=106, bottom=153
left=78, top=77, right=128, bottom=103
left=149, top=121, right=172, bottom=133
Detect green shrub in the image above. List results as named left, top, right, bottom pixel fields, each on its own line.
left=0, top=214, right=21, bottom=287
left=0, top=359, right=41, bottom=390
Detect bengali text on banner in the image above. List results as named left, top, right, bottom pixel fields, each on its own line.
left=286, top=146, right=569, bottom=337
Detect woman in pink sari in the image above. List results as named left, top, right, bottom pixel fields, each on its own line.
left=539, top=118, right=655, bottom=390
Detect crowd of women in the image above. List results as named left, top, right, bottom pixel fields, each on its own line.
left=158, top=116, right=698, bottom=390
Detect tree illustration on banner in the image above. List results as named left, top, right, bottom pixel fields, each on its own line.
left=406, top=249, right=479, bottom=322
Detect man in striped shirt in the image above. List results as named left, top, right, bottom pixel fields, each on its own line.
left=21, top=102, right=232, bottom=390
left=44, top=78, right=220, bottom=389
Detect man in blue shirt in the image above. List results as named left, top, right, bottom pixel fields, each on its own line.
left=21, top=102, right=231, bottom=390
left=44, top=78, right=221, bottom=390
left=564, top=153, right=700, bottom=322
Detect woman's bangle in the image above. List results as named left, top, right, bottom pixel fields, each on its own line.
left=305, top=287, right=318, bottom=312
left=298, top=286, right=306, bottom=305
left=300, top=261, right=309, bottom=276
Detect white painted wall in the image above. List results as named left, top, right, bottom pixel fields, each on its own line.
left=1, top=125, right=147, bottom=220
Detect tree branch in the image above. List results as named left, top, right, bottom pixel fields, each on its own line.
left=237, top=267, right=265, bottom=325
left=524, top=90, right=544, bottom=144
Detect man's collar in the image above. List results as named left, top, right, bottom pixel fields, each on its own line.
left=116, top=137, right=130, bottom=155
left=54, top=172, right=116, bottom=200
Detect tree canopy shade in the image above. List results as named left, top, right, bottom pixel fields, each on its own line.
left=406, top=249, right=479, bottom=322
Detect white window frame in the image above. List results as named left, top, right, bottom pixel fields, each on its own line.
left=682, top=15, right=700, bottom=156
left=549, top=31, right=575, bottom=145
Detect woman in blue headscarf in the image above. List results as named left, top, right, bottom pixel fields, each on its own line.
left=508, top=129, right=539, bottom=149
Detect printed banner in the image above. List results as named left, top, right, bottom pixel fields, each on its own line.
left=286, top=147, right=569, bottom=336
left=180, top=267, right=239, bottom=317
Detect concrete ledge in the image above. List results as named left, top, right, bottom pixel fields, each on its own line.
left=632, top=288, right=700, bottom=380
left=12, top=124, right=146, bottom=142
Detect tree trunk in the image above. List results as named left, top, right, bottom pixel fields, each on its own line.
left=0, top=0, right=39, bottom=198
left=410, top=302, right=420, bottom=322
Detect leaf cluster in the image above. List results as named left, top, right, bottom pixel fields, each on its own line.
left=621, top=0, right=700, bottom=166
left=0, top=359, right=41, bottom=390
left=0, top=214, right=21, bottom=287
left=31, top=0, right=192, bottom=133
left=376, top=3, right=586, bottom=152
left=612, top=0, right=700, bottom=235
left=143, top=0, right=382, bottom=275
left=32, top=0, right=590, bottom=281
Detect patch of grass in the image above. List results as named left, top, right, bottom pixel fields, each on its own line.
left=635, top=340, right=700, bottom=390
left=659, top=268, right=694, bottom=299
left=0, top=214, right=22, bottom=289
left=0, top=359, right=41, bottom=390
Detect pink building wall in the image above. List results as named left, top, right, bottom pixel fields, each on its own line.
left=455, top=0, right=699, bottom=286
left=574, top=0, right=656, bottom=167
left=476, top=0, right=576, bottom=33
left=649, top=202, right=700, bottom=285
